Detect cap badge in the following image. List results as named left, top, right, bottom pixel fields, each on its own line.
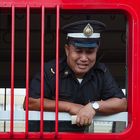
left=83, top=23, right=93, bottom=37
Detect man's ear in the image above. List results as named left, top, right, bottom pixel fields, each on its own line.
left=64, top=44, right=69, bottom=56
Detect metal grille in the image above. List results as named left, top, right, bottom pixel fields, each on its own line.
left=0, top=4, right=60, bottom=139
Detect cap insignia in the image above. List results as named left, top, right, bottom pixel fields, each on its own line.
left=83, top=23, right=93, bottom=37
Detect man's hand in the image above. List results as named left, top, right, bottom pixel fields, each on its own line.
left=68, top=102, right=84, bottom=115
left=76, top=103, right=96, bottom=126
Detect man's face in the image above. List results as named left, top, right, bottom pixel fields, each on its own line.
left=65, top=45, right=98, bottom=78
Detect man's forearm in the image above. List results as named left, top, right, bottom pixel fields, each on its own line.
left=24, top=97, right=83, bottom=115
left=25, top=97, right=70, bottom=112
left=43, top=98, right=71, bottom=112
left=97, top=98, right=127, bottom=115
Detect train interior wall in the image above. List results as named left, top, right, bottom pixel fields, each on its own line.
left=0, top=10, right=127, bottom=89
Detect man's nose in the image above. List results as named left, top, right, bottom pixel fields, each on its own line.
left=80, top=53, right=88, bottom=61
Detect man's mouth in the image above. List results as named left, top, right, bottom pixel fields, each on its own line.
left=77, top=64, right=88, bottom=69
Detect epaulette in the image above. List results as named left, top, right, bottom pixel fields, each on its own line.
left=50, top=67, right=55, bottom=75
left=44, top=60, right=56, bottom=79
left=44, top=57, right=67, bottom=79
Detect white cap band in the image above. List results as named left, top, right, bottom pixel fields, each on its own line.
left=67, top=33, right=100, bottom=38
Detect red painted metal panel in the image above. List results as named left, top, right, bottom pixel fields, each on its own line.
left=0, top=0, right=140, bottom=140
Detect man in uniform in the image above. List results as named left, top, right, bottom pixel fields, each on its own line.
left=23, top=20, right=127, bottom=132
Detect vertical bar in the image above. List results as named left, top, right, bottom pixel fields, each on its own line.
left=55, top=5, right=60, bottom=137
left=25, top=5, right=30, bottom=136
left=4, top=88, right=6, bottom=132
left=40, top=5, right=45, bottom=137
left=10, top=5, right=15, bottom=136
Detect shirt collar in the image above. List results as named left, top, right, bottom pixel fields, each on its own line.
left=80, top=63, right=107, bottom=81
left=92, top=63, right=107, bottom=73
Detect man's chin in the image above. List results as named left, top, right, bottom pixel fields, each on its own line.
left=75, top=70, right=88, bottom=77
left=78, top=68, right=89, bottom=73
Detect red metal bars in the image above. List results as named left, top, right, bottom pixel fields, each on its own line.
left=40, top=5, right=45, bottom=137
left=25, top=5, right=30, bottom=136
left=10, top=5, right=15, bottom=136
left=55, top=5, right=60, bottom=137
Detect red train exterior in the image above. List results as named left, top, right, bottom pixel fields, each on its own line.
left=0, top=0, right=140, bottom=139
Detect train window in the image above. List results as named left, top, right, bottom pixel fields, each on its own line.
left=0, top=8, right=128, bottom=135
left=1, top=1, right=139, bottom=139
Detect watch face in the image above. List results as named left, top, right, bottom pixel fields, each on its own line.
left=92, top=102, right=99, bottom=110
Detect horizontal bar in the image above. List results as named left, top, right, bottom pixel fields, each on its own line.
left=0, top=111, right=128, bottom=124
left=0, top=1, right=59, bottom=8
left=0, top=88, right=126, bottom=95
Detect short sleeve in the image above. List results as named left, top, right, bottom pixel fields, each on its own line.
left=101, top=68, right=125, bottom=100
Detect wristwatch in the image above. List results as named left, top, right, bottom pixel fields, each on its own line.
left=91, top=101, right=100, bottom=111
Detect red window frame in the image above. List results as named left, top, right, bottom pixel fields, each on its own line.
left=0, top=0, right=140, bottom=139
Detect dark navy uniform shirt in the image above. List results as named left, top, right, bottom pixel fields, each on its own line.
left=29, top=57, right=125, bottom=132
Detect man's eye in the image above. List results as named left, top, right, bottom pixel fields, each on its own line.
left=75, top=49, right=82, bottom=53
left=87, top=50, right=94, bottom=54
left=86, top=49, right=96, bottom=54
